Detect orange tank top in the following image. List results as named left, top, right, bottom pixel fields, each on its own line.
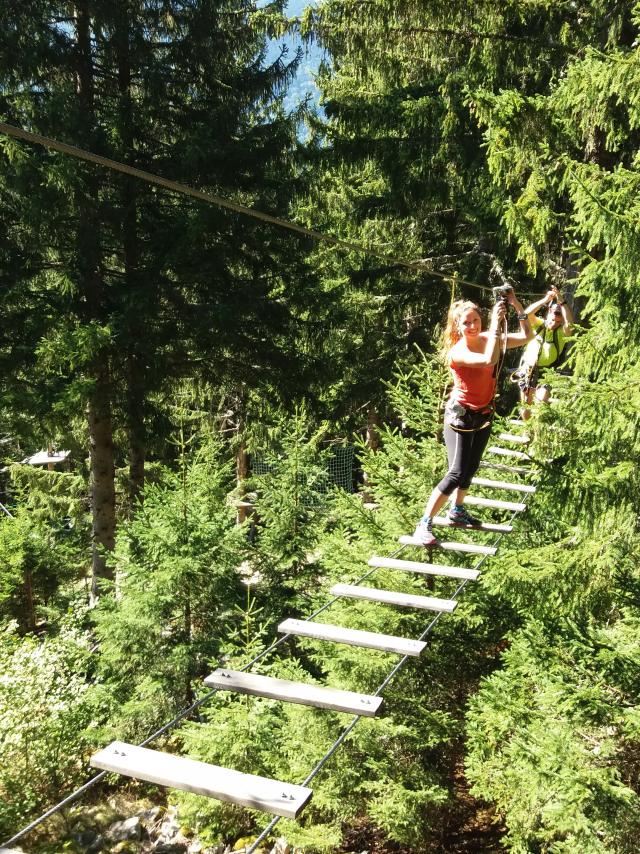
left=449, top=360, right=496, bottom=410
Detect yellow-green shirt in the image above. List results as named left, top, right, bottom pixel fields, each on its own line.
left=522, top=317, right=570, bottom=369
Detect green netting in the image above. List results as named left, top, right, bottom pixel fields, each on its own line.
left=251, top=445, right=355, bottom=493
left=326, top=445, right=355, bottom=492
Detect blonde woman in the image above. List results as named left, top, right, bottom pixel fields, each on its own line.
left=414, top=290, right=532, bottom=547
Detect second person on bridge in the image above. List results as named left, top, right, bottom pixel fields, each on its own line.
left=414, top=289, right=533, bottom=547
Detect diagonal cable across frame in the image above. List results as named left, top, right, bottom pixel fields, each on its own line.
left=0, top=121, right=504, bottom=296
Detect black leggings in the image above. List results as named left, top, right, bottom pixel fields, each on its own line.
left=436, top=422, right=492, bottom=496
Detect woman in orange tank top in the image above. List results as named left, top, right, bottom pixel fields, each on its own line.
left=414, top=291, right=533, bottom=547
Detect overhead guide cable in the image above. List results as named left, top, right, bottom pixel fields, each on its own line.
left=0, top=121, right=494, bottom=294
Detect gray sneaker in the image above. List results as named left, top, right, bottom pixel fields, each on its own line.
left=447, top=507, right=483, bottom=527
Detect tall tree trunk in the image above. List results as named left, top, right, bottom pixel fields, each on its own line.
left=88, top=363, right=116, bottom=599
left=75, top=1, right=116, bottom=599
left=235, top=385, right=251, bottom=523
left=126, top=371, right=146, bottom=509
left=236, top=439, right=250, bottom=523
left=23, top=568, right=36, bottom=634
left=180, top=425, right=194, bottom=706
left=115, top=4, right=146, bottom=508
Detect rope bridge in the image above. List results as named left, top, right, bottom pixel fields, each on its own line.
left=2, top=419, right=535, bottom=853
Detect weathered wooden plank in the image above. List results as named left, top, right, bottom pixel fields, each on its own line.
left=368, top=555, right=480, bottom=581
left=480, top=460, right=531, bottom=476
left=204, top=669, right=382, bottom=717
left=432, top=516, right=513, bottom=533
left=487, top=445, right=531, bottom=461
left=464, top=495, right=526, bottom=512
left=90, top=742, right=312, bottom=819
left=22, top=450, right=70, bottom=466
left=508, top=418, right=526, bottom=427
left=278, top=618, right=426, bottom=656
left=497, top=432, right=530, bottom=444
left=398, top=535, right=497, bottom=556
left=330, top=583, right=457, bottom=613
left=471, top=476, right=536, bottom=494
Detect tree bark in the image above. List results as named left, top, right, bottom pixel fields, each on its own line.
left=75, top=1, right=117, bottom=599
left=236, top=439, right=250, bottom=523
left=88, top=364, right=116, bottom=599
left=362, top=406, right=381, bottom=504
left=234, top=385, right=251, bottom=524
left=23, top=568, right=36, bottom=634
left=115, top=5, right=146, bottom=508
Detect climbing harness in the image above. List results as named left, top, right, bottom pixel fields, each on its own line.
left=511, top=323, right=563, bottom=393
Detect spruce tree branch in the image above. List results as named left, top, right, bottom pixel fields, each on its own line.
left=293, top=14, right=574, bottom=52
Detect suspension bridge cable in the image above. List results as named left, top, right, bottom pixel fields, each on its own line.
left=0, top=121, right=496, bottom=295
left=246, top=508, right=520, bottom=854
left=1, top=543, right=402, bottom=849
left=3, top=478, right=526, bottom=850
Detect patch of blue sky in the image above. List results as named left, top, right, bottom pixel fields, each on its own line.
left=259, top=0, right=325, bottom=114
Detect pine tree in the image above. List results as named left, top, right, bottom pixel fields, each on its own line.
left=0, top=0, right=317, bottom=597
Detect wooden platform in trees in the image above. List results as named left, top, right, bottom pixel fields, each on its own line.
left=479, top=460, right=531, bottom=476
left=496, top=432, right=530, bottom=444
left=398, top=536, right=497, bottom=555
left=432, top=516, right=513, bottom=533
left=471, top=476, right=536, bottom=494
left=367, top=555, right=480, bottom=581
left=487, top=445, right=531, bottom=461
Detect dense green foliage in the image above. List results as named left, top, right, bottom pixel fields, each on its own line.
left=1, top=1, right=640, bottom=852
left=0, top=619, right=95, bottom=834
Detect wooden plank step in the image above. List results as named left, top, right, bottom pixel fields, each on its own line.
left=465, top=495, right=526, bottom=512
left=480, top=461, right=531, bottom=476
left=487, top=445, right=530, bottom=461
left=472, top=476, right=536, bottom=494
left=497, top=432, right=530, bottom=444
left=432, top=516, right=513, bottom=533
left=398, top=536, right=497, bottom=556
left=90, top=741, right=312, bottom=818
left=278, top=618, right=426, bottom=656
left=204, top=669, right=382, bottom=717
left=509, top=418, right=526, bottom=426
left=330, top=583, right=457, bottom=613
left=368, top=555, right=480, bottom=581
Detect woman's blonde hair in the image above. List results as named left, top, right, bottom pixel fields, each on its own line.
left=442, top=300, right=483, bottom=353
